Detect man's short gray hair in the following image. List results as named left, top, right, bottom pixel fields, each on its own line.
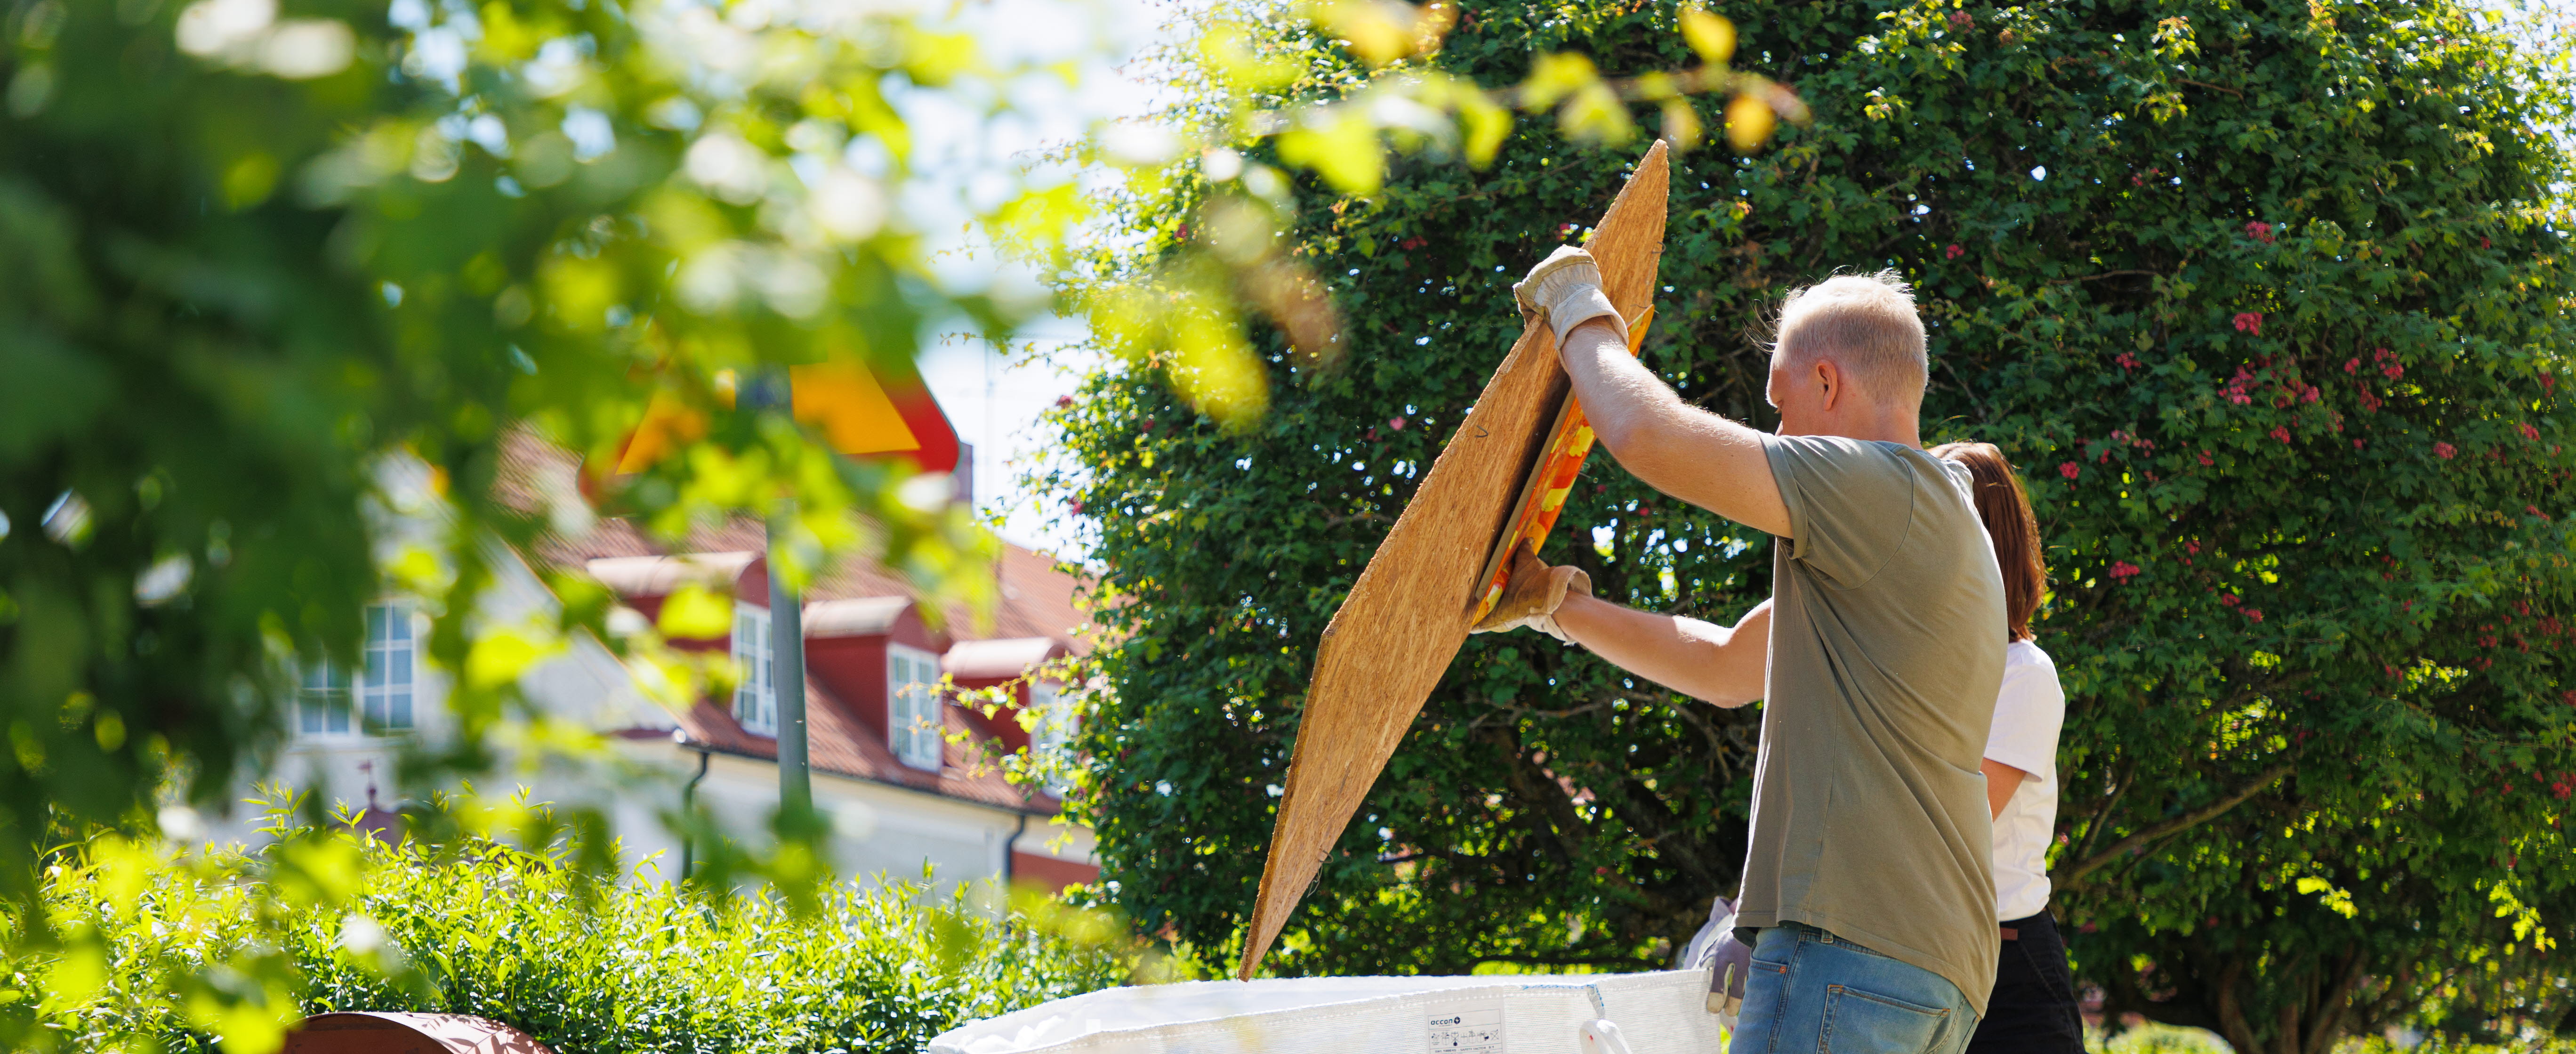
left=1770, top=270, right=1929, bottom=407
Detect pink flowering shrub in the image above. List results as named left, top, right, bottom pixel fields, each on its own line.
left=1064, top=2, right=2576, bottom=1043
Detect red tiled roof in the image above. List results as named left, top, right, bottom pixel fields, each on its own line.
left=674, top=675, right=1058, bottom=813
left=499, top=430, right=1091, bottom=818
left=503, top=430, right=1099, bottom=655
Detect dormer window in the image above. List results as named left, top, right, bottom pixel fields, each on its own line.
left=299, top=603, right=415, bottom=737
left=1030, top=682, right=1080, bottom=796
left=887, top=643, right=942, bottom=770
left=732, top=607, right=776, bottom=736
left=362, top=604, right=416, bottom=730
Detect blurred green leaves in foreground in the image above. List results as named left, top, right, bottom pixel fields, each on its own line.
left=17, top=798, right=1161, bottom=1052
left=0, top=0, right=1804, bottom=1045
left=2, top=0, right=1103, bottom=1044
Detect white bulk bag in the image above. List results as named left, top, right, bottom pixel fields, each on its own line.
left=929, top=969, right=1723, bottom=1054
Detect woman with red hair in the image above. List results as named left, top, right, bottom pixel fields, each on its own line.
left=1929, top=441, right=2083, bottom=1054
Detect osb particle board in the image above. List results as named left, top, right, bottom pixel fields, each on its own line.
left=1239, top=140, right=1671, bottom=979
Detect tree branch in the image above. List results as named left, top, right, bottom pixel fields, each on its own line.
left=2302, top=947, right=2369, bottom=1054
left=2047, top=268, right=2161, bottom=284
left=2069, top=756, right=2137, bottom=867
left=2060, top=763, right=2295, bottom=892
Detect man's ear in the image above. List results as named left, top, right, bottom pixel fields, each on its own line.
left=1811, top=358, right=1843, bottom=412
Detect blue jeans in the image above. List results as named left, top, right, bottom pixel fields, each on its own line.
left=1729, top=924, right=1980, bottom=1054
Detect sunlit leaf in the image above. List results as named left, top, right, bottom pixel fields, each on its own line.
left=1679, top=8, right=1737, bottom=65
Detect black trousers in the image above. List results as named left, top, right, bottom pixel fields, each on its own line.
left=1965, top=910, right=2085, bottom=1054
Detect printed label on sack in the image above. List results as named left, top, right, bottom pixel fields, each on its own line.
left=1426, top=1002, right=1505, bottom=1054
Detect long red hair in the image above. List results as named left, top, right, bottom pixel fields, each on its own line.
left=1929, top=442, right=2046, bottom=641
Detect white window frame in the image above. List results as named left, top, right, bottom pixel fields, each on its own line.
left=733, top=607, right=776, bottom=736
left=298, top=659, right=354, bottom=737
left=361, top=603, right=416, bottom=732
left=887, top=643, right=942, bottom=770
left=299, top=602, right=416, bottom=738
left=1029, top=682, right=1080, bottom=796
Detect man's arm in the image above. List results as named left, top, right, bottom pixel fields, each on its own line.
left=1980, top=758, right=2030, bottom=819
left=1559, top=316, right=1793, bottom=537
left=1553, top=595, right=1772, bottom=706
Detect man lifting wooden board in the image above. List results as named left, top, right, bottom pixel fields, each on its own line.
left=1486, top=252, right=2008, bottom=1054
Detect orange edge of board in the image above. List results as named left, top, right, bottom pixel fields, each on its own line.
left=1466, top=307, right=1655, bottom=624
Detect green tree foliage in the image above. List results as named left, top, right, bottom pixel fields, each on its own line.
left=16, top=806, right=1145, bottom=1052
left=0, top=0, right=1085, bottom=1041
left=1053, top=0, right=2576, bottom=1046
left=0, top=0, right=1081, bottom=901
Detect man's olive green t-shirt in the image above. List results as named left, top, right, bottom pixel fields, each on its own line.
left=1737, top=433, right=2006, bottom=1016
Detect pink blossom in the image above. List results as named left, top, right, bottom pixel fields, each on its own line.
left=2115, top=352, right=2140, bottom=371
left=2222, top=366, right=2255, bottom=405
left=2245, top=220, right=2275, bottom=244
left=1055, top=395, right=1076, bottom=409
left=2435, top=441, right=2458, bottom=459
left=2185, top=540, right=2201, bottom=554
left=2197, top=449, right=2214, bottom=466
left=2302, top=385, right=2321, bottom=404
left=2221, top=592, right=2240, bottom=606
left=1389, top=416, right=1407, bottom=431
left=2343, top=357, right=2359, bottom=374
left=2059, top=462, right=2080, bottom=480
left=1948, top=10, right=1973, bottom=27
left=2544, top=373, right=2558, bottom=395
left=1946, top=243, right=1964, bottom=259
left=2244, top=608, right=2264, bottom=623
left=2232, top=312, right=2264, bottom=336
left=2520, top=422, right=2540, bottom=441
left=2110, top=560, right=2143, bottom=581
left=2270, top=426, right=2292, bottom=444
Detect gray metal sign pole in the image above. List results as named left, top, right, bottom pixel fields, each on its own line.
left=770, top=500, right=812, bottom=819
left=742, top=370, right=812, bottom=822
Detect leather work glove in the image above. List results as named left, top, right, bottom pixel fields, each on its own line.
left=1471, top=542, right=1590, bottom=643
left=1682, top=895, right=1750, bottom=1028
left=1511, top=245, right=1626, bottom=349
left=1704, top=924, right=1751, bottom=1027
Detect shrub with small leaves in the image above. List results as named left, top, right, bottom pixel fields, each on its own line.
left=16, top=817, right=1144, bottom=1053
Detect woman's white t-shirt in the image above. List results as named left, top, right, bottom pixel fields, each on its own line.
left=1987, top=639, right=2065, bottom=922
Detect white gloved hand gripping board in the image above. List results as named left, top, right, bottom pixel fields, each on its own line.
left=929, top=969, right=1717, bottom=1054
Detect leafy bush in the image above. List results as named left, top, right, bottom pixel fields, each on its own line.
left=1052, top=0, right=2576, bottom=1047
left=15, top=816, right=1141, bottom=1053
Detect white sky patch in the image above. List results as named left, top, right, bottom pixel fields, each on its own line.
left=909, top=0, right=1182, bottom=559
